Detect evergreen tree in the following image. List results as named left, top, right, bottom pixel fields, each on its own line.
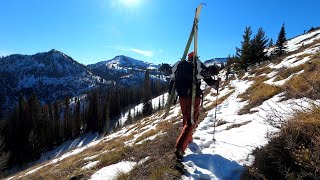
left=308, top=26, right=315, bottom=33
left=225, top=55, right=234, bottom=79
left=28, top=92, right=42, bottom=132
left=251, top=27, right=269, bottom=64
left=53, top=101, right=62, bottom=144
left=268, top=38, right=273, bottom=47
left=158, top=98, right=161, bottom=110
left=88, top=92, right=99, bottom=132
left=63, top=96, right=71, bottom=140
left=142, top=70, right=153, bottom=116
left=236, top=26, right=252, bottom=71
left=26, top=130, right=40, bottom=161
left=0, top=136, right=10, bottom=172
left=103, top=96, right=110, bottom=134
left=27, top=92, right=42, bottom=160
left=47, top=104, right=54, bottom=148
left=74, top=98, right=81, bottom=137
left=41, top=105, right=50, bottom=150
left=275, top=23, right=287, bottom=56
left=127, top=106, right=132, bottom=125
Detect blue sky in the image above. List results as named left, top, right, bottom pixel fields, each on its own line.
left=0, top=0, right=319, bottom=65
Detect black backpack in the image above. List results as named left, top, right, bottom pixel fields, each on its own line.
left=175, top=61, right=200, bottom=97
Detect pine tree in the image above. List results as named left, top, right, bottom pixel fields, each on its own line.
left=0, top=136, right=10, bottom=172
left=251, top=27, right=269, bottom=64
left=236, top=26, right=252, bottom=71
left=88, top=92, right=99, bottom=132
left=142, top=70, right=153, bottom=116
left=28, top=92, right=42, bottom=132
left=74, top=98, right=81, bottom=137
left=27, top=92, right=42, bottom=160
left=63, top=96, right=71, bottom=140
left=268, top=38, right=273, bottom=47
left=225, top=55, right=234, bottom=79
left=41, top=105, right=50, bottom=150
left=275, top=23, right=287, bottom=56
left=103, top=96, right=110, bottom=134
left=27, top=130, right=40, bottom=161
left=53, top=101, right=61, bottom=144
left=47, top=104, right=54, bottom=148
left=127, top=106, right=132, bottom=125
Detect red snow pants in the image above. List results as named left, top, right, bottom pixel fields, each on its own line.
left=175, top=97, right=201, bottom=152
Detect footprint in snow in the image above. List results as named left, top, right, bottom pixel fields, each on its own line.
left=188, top=142, right=203, bottom=154
left=193, top=136, right=201, bottom=140
left=200, top=126, right=208, bottom=130
left=200, top=140, right=214, bottom=148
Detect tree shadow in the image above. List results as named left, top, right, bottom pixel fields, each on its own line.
left=183, top=154, right=244, bottom=180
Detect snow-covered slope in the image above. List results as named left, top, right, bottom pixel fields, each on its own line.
left=88, top=55, right=161, bottom=86
left=180, top=28, right=320, bottom=179
left=89, top=55, right=158, bottom=70
left=204, top=58, right=227, bottom=66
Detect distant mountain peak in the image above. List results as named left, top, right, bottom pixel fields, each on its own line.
left=46, top=49, right=70, bottom=60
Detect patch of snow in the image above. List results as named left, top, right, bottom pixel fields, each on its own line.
left=36, top=133, right=101, bottom=164
left=136, top=131, right=166, bottom=145
left=264, top=70, right=304, bottom=86
left=286, top=29, right=320, bottom=52
left=24, top=166, right=44, bottom=176
left=90, top=161, right=136, bottom=180
left=82, top=161, right=99, bottom=170
left=84, top=154, right=100, bottom=161
left=117, top=93, right=168, bottom=126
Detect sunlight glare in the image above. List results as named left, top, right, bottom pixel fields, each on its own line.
left=120, top=0, right=140, bottom=7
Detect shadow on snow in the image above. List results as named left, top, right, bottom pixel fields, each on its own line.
left=183, top=153, right=244, bottom=180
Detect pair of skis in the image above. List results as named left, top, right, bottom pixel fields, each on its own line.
left=163, top=4, right=204, bottom=123
left=168, top=4, right=205, bottom=174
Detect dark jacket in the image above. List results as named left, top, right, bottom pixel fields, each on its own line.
left=169, top=59, right=219, bottom=98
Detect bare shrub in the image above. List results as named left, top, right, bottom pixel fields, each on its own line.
left=242, top=106, right=320, bottom=179
left=283, top=59, right=320, bottom=100
left=273, top=64, right=305, bottom=81
left=251, top=66, right=273, bottom=76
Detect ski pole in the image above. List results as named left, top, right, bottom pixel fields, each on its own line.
left=213, top=82, right=219, bottom=142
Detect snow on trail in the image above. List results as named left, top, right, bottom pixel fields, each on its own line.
left=180, top=30, right=320, bottom=179
left=182, top=77, right=317, bottom=179
left=182, top=78, right=277, bottom=180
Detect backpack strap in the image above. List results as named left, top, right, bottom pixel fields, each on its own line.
left=201, top=90, right=204, bottom=108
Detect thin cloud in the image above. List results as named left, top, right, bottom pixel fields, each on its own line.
left=130, top=48, right=153, bottom=58
left=106, top=45, right=154, bottom=58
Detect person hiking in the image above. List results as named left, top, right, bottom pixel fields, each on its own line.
left=160, top=52, right=220, bottom=160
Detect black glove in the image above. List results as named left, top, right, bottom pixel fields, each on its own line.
left=159, top=63, right=172, bottom=76
left=204, top=77, right=220, bottom=90
left=200, top=65, right=219, bottom=78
